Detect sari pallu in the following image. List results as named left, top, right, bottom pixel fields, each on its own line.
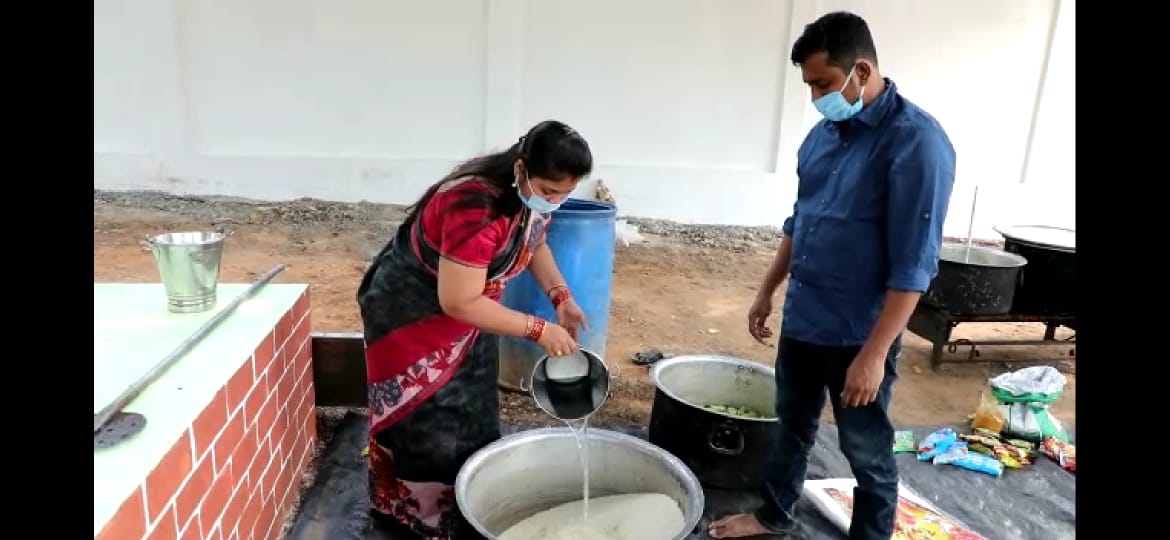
left=357, top=196, right=547, bottom=538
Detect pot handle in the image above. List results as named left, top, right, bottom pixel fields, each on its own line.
left=707, top=421, right=745, bottom=456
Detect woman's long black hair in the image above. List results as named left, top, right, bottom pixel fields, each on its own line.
left=402, top=120, right=593, bottom=229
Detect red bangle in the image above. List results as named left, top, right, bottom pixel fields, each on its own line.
left=524, top=316, right=547, bottom=342
left=548, top=285, right=572, bottom=309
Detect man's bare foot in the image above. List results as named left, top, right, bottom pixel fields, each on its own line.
left=707, top=513, right=777, bottom=538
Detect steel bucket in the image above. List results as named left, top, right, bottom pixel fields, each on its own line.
left=455, top=427, right=705, bottom=539
left=143, top=231, right=227, bottom=313
left=522, top=348, right=614, bottom=421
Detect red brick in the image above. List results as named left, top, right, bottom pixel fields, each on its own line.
left=224, top=360, right=256, bottom=416
left=257, top=394, right=281, bottom=443
left=294, top=290, right=310, bottom=322
left=280, top=421, right=298, bottom=468
left=303, top=403, right=318, bottom=439
left=238, top=493, right=260, bottom=540
left=218, top=480, right=249, bottom=538
left=275, top=310, right=295, bottom=352
left=253, top=330, right=276, bottom=375
left=258, top=455, right=280, bottom=502
left=252, top=501, right=277, bottom=540
left=305, top=384, right=317, bottom=413
left=276, top=455, right=299, bottom=502
left=174, top=453, right=214, bottom=526
left=292, top=315, right=311, bottom=356
left=294, top=341, right=312, bottom=381
left=198, top=462, right=235, bottom=536
left=243, top=377, right=268, bottom=432
left=178, top=511, right=202, bottom=540
left=96, top=487, right=147, bottom=540
left=145, top=504, right=179, bottom=540
left=212, top=413, right=245, bottom=475
left=230, top=423, right=260, bottom=489
left=192, top=389, right=229, bottom=459
left=143, top=431, right=194, bottom=520
left=205, top=524, right=222, bottom=540
left=273, top=366, right=296, bottom=412
left=248, top=436, right=272, bottom=497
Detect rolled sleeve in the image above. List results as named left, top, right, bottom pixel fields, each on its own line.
left=782, top=201, right=798, bottom=237
left=886, top=126, right=957, bottom=292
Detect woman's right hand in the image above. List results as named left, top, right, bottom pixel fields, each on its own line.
left=538, top=322, right=578, bottom=357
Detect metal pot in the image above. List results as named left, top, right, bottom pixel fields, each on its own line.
left=994, top=225, right=1076, bottom=317
left=923, top=242, right=1028, bottom=315
left=455, top=427, right=704, bottom=539
left=648, top=355, right=777, bottom=490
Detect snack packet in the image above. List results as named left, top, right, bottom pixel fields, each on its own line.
left=933, top=441, right=1005, bottom=477
left=960, top=432, right=1033, bottom=468
left=893, top=430, right=916, bottom=453
left=1041, top=436, right=1075, bottom=472
left=916, top=428, right=958, bottom=461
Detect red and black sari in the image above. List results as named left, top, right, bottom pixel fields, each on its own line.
left=356, top=177, right=548, bottom=538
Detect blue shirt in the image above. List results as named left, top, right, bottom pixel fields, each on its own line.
left=781, top=79, right=957, bottom=347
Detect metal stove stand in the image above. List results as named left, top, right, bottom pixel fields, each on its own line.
left=907, top=302, right=1076, bottom=370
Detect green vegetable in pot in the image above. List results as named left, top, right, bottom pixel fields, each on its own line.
left=702, top=403, right=773, bottom=419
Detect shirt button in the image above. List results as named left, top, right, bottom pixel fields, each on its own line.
left=801, top=255, right=807, bottom=260
left=831, top=170, right=837, bottom=174
left=809, top=227, right=816, bottom=232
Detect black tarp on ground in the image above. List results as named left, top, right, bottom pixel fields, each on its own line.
left=286, top=412, right=1075, bottom=540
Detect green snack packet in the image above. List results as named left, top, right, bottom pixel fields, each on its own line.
left=893, top=430, right=916, bottom=453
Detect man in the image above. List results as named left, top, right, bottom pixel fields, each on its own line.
left=709, top=11, right=957, bottom=540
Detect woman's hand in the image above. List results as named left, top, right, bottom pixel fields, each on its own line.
left=537, top=322, right=578, bottom=358
left=555, top=298, right=588, bottom=340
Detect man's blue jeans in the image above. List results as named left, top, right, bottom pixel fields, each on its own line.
left=754, top=335, right=901, bottom=540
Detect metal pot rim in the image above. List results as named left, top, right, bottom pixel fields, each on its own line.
left=650, top=355, right=778, bottom=423
left=454, top=427, right=705, bottom=539
left=939, top=242, right=1028, bottom=268
left=993, top=224, right=1076, bottom=253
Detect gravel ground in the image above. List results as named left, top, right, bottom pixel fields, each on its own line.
left=93, top=189, right=1001, bottom=248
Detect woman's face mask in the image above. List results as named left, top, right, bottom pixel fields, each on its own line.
left=515, top=168, right=565, bottom=214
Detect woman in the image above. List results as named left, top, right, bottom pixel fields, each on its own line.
left=356, top=120, right=592, bottom=538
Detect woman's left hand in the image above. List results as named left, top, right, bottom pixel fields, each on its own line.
left=556, top=298, right=588, bottom=340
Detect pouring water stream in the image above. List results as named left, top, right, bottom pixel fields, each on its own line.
left=537, top=350, right=607, bottom=522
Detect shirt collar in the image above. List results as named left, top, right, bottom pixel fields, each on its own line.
left=852, top=77, right=898, bottom=127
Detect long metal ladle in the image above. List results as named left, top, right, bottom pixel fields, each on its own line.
left=93, top=264, right=288, bottom=450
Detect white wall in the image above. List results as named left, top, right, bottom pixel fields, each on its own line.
left=94, top=0, right=1075, bottom=239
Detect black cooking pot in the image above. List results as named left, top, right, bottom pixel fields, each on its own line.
left=994, top=225, right=1076, bottom=317
left=923, top=243, right=1028, bottom=315
left=648, top=355, right=777, bottom=490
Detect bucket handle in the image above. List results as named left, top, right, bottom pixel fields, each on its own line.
left=707, top=421, right=745, bottom=456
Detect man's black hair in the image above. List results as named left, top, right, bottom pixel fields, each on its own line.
left=790, top=11, right=879, bottom=71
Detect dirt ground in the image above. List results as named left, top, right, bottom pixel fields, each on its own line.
left=94, top=191, right=1076, bottom=431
